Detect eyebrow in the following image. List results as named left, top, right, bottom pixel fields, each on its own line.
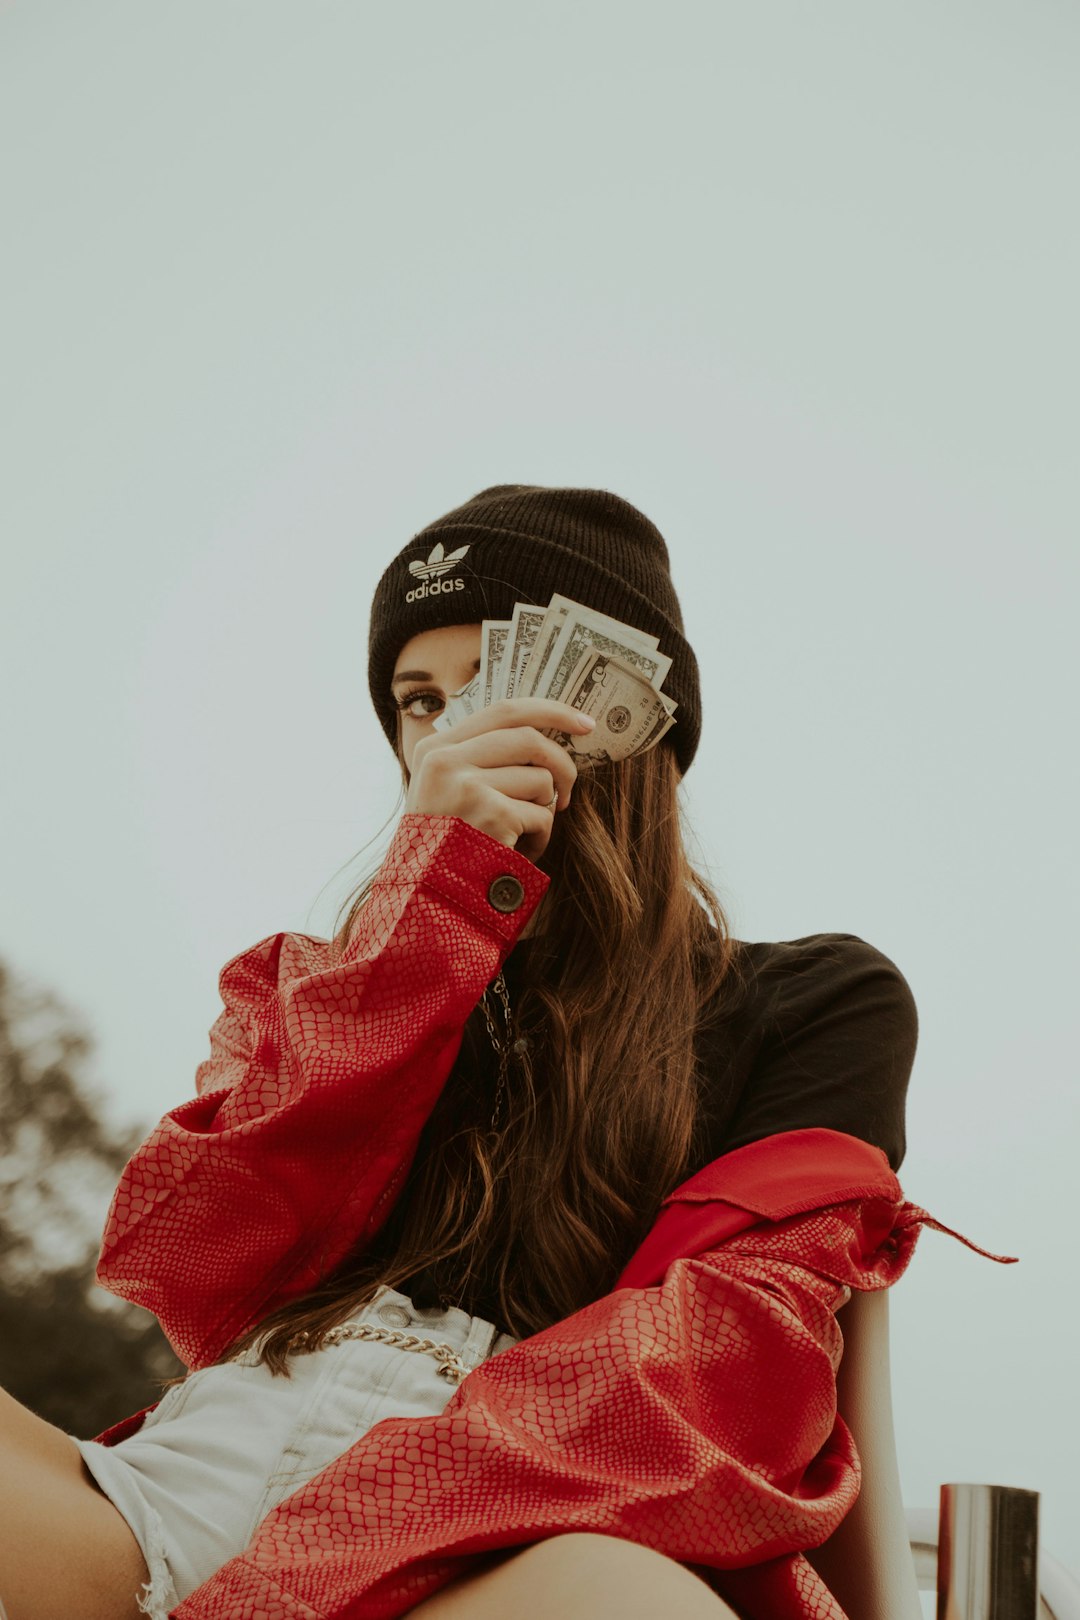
left=391, top=658, right=481, bottom=686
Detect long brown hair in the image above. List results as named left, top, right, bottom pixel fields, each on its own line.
left=190, top=739, right=747, bottom=1381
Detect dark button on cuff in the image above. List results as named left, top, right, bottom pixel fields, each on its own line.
left=488, top=874, right=526, bottom=913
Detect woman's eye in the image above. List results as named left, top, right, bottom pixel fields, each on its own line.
left=396, top=689, right=445, bottom=720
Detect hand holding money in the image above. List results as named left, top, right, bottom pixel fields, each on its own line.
left=433, top=594, right=677, bottom=765
left=406, top=699, right=595, bottom=863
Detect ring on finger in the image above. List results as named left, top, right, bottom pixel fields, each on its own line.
left=547, top=790, right=558, bottom=811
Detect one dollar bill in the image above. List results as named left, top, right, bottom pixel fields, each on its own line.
left=540, top=649, right=676, bottom=761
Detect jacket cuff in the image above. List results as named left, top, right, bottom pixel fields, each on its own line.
left=371, top=812, right=550, bottom=946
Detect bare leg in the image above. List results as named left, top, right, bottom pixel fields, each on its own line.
left=408, top=1532, right=739, bottom=1620
left=0, top=1383, right=150, bottom=1620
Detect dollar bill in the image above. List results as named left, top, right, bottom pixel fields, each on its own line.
left=522, top=595, right=656, bottom=700
left=518, top=597, right=571, bottom=699
left=539, top=603, right=670, bottom=704
left=479, top=620, right=511, bottom=706
left=541, top=649, right=676, bottom=761
left=500, top=604, right=547, bottom=700
left=456, top=674, right=481, bottom=715
left=432, top=674, right=481, bottom=733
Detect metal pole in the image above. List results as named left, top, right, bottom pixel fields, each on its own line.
left=938, top=1483, right=1040, bottom=1620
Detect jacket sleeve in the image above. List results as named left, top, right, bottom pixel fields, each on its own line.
left=169, top=1190, right=1005, bottom=1620
left=94, top=813, right=548, bottom=1371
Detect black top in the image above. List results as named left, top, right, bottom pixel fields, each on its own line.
left=694, top=931, right=916, bottom=1174
left=394, top=931, right=917, bottom=1325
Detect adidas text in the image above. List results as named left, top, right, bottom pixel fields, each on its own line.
left=406, top=577, right=467, bottom=604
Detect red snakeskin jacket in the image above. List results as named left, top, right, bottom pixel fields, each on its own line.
left=91, top=813, right=1012, bottom=1620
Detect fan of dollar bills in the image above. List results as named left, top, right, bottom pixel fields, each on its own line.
left=430, top=593, right=677, bottom=764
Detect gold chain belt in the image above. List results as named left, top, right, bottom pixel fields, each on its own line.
left=288, top=1321, right=472, bottom=1384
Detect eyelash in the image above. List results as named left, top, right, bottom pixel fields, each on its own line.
left=394, top=687, right=445, bottom=720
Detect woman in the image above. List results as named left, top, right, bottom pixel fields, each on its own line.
left=0, top=486, right=1002, bottom=1620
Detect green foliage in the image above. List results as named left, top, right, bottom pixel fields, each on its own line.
left=0, top=958, right=185, bottom=1438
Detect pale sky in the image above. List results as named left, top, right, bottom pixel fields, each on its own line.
left=2, top=0, right=1077, bottom=1579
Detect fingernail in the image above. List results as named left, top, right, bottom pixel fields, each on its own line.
left=580, top=715, right=597, bottom=729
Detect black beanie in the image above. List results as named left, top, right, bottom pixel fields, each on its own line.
left=367, top=484, right=701, bottom=775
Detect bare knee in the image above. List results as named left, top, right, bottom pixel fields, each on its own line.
left=519, top=1536, right=735, bottom=1615
left=409, top=1531, right=737, bottom=1619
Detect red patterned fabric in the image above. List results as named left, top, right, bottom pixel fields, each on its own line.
left=161, top=1178, right=1010, bottom=1620
left=95, top=813, right=548, bottom=1373
left=89, top=812, right=1015, bottom=1620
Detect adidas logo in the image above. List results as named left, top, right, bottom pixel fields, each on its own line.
left=405, top=542, right=470, bottom=603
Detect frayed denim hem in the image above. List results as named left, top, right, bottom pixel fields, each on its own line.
left=132, top=1498, right=180, bottom=1620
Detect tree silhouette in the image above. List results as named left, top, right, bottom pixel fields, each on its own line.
left=0, top=957, right=184, bottom=1438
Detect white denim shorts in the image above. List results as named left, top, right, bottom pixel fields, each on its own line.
left=68, top=1286, right=519, bottom=1620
